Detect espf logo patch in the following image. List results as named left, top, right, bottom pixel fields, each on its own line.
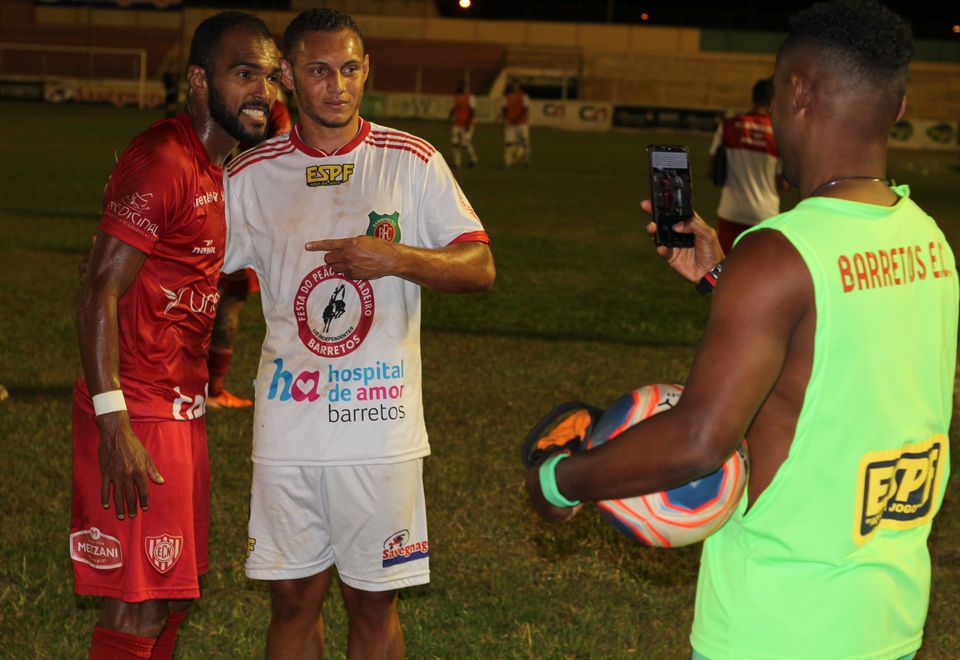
left=382, top=529, right=429, bottom=568
left=853, top=435, right=946, bottom=545
left=144, top=533, right=184, bottom=574
left=70, top=527, right=123, bottom=569
left=366, top=211, right=401, bottom=243
left=306, top=163, right=354, bottom=186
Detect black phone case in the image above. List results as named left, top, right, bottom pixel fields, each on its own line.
left=649, top=145, right=695, bottom=248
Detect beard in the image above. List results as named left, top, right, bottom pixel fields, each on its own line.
left=208, top=80, right=269, bottom=145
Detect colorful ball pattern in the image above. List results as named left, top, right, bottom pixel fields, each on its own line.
left=584, top=384, right=749, bottom=548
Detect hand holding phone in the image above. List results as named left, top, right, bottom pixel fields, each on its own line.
left=648, top=145, right=695, bottom=248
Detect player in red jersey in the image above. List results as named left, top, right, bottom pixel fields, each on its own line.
left=449, top=80, right=478, bottom=168
left=501, top=80, right=531, bottom=167
left=72, top=12, right=280, bottom=659
left=207, top=94, right=293, bottom=409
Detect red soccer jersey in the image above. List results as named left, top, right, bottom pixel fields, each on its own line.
left=269, top=100, right=293, bottom=136
left=503, top=91, right=529, bottom=126
left=76, top=112, right=225, bottom=420
left=451, top=93, right=475, bottom=128
left=721, top=111, right=778, bottom=157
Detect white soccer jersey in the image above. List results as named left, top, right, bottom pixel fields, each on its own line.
left=709, top=112, right=781, bottom=226
left=224, top=119, right=489, bottom=466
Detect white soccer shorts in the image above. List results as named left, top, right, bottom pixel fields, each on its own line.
left=504, top=124, right=530, bottom=147
left=452, top=125, right=474, bottom=147
left=245, top=459, right=429, bottom=592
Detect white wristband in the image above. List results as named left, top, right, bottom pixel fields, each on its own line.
left=92, top=390, right=127, bottom=416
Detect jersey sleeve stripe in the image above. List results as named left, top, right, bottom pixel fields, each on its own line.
left=368, top=130, right=435, bottom=155
left=365, top=134, right=435, bottom=156
left=227, top=143, right=297, bottom=177
left=365, top=135, right=435, bottom=157
left=448, top=231, right=490, bottom=245
left=227, top=137, right=293, bottom=173
left=364, top=138, right=434, bottom=161
left=363, top=139, right=432, bottom=163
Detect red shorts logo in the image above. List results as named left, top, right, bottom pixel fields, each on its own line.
left=70, top=527, right=123, bottom=569
left=144, top=533, right=184, bottom=574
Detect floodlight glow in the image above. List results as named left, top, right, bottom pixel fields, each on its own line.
left=459, top=0, right=471, bottom=8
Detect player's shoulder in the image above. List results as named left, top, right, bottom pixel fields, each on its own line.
left=112, top=115, right=200, bottom=183
left=722, top=113, right=749, bottom=131
left=721, top=227, right=811, bottom=309
left=226, top=132, right=296, bottom=179
left=363, top=121, right=438, bottom=164
left=125, top=116, right=193, bottom=163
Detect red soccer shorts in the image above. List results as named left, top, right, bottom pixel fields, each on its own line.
left=717, top=217, right=753, bottom=255
left=71, top=396, right=209, bottom=602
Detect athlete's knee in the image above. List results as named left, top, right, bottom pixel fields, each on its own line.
left=342, top=587, right=398, bottom=627
left=167, top=598, right=193, bottom=615
left=269, top=574, right=329, bottom=623
left=98, top=597, right=173, bottom=638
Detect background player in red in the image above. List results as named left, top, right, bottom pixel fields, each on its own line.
left=72, top=12, right=280, bottom=658
left=708, top=78, right=785, bottom=253
left=501, top=80, right=531, bottom=167
left=449, top=79, right=478, bottom=169
left=207, top=92, right=293, bottom=409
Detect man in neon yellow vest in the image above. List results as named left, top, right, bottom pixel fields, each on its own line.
left=525, top=1, right=958, bottom=658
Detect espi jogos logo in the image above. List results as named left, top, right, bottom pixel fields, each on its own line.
left=853, top=435, right=945, bottom=544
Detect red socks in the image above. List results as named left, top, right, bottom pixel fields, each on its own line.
left=88, top=609, right=188, bottom=660
left=207, top=347, right=234, bottom=397
left=89, top=625, right=154, bottom=659
left=149, top=609, right=188, bottom=660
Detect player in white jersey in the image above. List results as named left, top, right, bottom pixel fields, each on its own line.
left=708, top=78, right=784, bottom=253
left=223, top=9, right=495, bottom=658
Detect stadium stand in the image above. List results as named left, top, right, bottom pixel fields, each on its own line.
left=364, top=38, right=503, bottom=95
left=1, top=0, right=957, bottom=121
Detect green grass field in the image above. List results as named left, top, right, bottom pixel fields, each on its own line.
left=1, top=100, right=958, bottom=658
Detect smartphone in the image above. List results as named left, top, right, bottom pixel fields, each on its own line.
left=648, top=145, right=695, bottom=248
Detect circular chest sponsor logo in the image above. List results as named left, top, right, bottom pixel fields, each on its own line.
left=295, top=265, right=375, bottom=358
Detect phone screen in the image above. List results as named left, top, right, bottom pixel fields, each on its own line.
left=648, top=145, right=695, bottom=247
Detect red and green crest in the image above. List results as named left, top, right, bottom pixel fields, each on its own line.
left=366, top=211, right=401, bottom=243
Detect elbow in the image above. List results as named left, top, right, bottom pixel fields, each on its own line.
left=463, top=248, right=495, bottom=293
left=686, top=419, right=744, bottom=478
left=475, top=258, right=496, bottom=292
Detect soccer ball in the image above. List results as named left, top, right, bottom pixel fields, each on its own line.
left=584, top=384, right=748, bottom=548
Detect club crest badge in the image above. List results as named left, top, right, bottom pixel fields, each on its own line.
left=144, top=533, right=184, bottom=574
left=366, top=211, right=401, bottom=243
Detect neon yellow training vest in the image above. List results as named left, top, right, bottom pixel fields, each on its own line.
left=691, top=185, right=958, bottom=659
